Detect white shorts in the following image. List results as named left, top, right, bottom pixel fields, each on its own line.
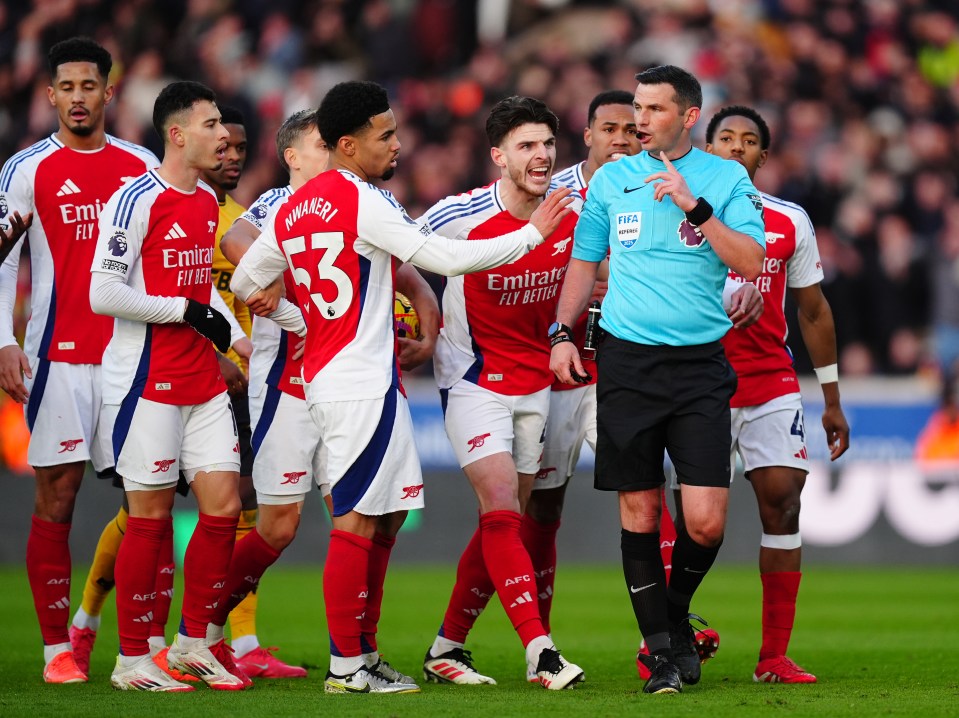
left=308, top=385, right=425, bottom=517
left=535, top=384, right=597, bottom=490
left=442, top=380, right=549, bottom=475
left=731, top=392, right=810, bottom=477
left=251, top=387, right=329, bottom=505
left=105, top=391, right=241, bottom=487
left=23, top=361, right=112, bottom=471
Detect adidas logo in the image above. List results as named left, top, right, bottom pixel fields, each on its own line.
left=509, top=591, right=533, bottom=608
left=164, top=222, right=187, bottom=240
left=538, top=586, right=553, bottom=600
left=463, top=608, right=484, bottom=617
left=56, top=179, right=81, bottom=196
left=160, top=589, right=174, bottom=598
left=133, top=611, right=154, bottom=623
left=47, top=597, right=70, bottom=610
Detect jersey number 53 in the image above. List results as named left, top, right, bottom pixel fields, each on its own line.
left=282, top=232, right=352, bottom=319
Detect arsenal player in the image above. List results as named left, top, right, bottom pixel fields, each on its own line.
left=214, top=108, right=439, bottom=687
left=419, top=96, right=584, bottom=690
left=0, top=37, right=157, bottom=684
left=703, top=105, right=849, bottom=684
left=90, top=80, right=248, bottom=692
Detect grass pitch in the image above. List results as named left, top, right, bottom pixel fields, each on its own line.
left=0, top=563, right=956, bottom=717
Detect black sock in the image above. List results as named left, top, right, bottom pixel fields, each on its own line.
left=667, top=528, right=722, bottom=625
left=621, top=529, right=670, bottom=655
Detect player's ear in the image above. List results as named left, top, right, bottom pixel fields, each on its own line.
left=684, top=106, right=700, bottom=130
left=284, top=146, right=298, bottom=171
left=490, top=146, right=506, bottom=169
left=103, top=83, right=115, bottom=106
left=757, top=148, right=769, bottom=169
left=583, top=126, right=592, bottom=148
left=339, top=135, right=356, bottom=157
left=168, top=123, right=185, bottom=148
left=47, top=85, right=57, bottom=107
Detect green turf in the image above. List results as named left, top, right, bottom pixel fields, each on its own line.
left=1, top=564, right=957, bottom=717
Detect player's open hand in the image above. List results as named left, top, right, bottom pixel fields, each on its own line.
left=529, top=186, right=574, bottom=240
left=644, top=152, right=696, bottom=211
left=0, top=211, right=33, bottom=264
left=823, top=404, right=850, bottom=461
left=0, top=344, right=32, bottom=404
left=550, top=340, right=588, bottom=386
left=728, top=282, right=763, bottom=329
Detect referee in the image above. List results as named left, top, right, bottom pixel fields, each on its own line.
left=549, top=65, right=765, bottom=695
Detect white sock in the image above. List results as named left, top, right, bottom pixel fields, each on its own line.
left=174, top=633, right=204, bottom=650
left=525, top=635, right=554, bottom=668
left=231, top=634, right=259, bottom=658
left=329, top=655, right=365, bottom=677
left=147, top=636, right=167, bottom=656
left=71, top=607, right=100, bottom=631
left=362, top=650, right=380, bottom=668
left=117, top=652, right=150, bottom=668
left=43, top=642, right=72, bottom=665
left=205, top=623, right=225, bottom=645
left=429, top=636, right=463, bottom=658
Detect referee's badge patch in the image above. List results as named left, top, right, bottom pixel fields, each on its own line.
left=616, top=212, right=641, bottom=248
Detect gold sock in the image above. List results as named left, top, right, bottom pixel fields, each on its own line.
left=80, top=506, right=128, bottom=617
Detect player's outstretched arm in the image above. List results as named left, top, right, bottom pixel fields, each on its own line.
left=0, top=211, right=32, bottom=265
left=406, top=188, right=575, bottom=276
left=793, top=283, right=849, bottom=460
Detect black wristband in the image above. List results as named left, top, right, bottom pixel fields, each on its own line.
left=550, top=333, right=574, bottom=349
left=685, top=197, right=713, bottom=226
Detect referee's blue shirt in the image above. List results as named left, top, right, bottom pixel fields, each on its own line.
left=573, top=148, right=766, bottom=346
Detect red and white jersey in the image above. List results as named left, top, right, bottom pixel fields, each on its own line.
left=240, top=186, right=306, bottom=401
left=550, top=162, right=597, bottom=392
left=240, top=169, right=429, bottom=405
left=422, top=180, right=580, bottom=395
left=92, top=170, right=224, bottom=406
left=722, top=192, right=824, bottom=408
left=0, top=134, right=158, bottom=361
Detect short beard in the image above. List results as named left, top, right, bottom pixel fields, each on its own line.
left=69, top=123, right=95, bottom=137
left=380, top=167, right=395, bottom=181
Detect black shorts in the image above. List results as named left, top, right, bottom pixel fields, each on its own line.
left=594, top=335, right=736, bottom=492
left=230, top=393, right=254, bottom=477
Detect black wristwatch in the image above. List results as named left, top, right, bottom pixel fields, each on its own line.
left=548, top=321, right=573, bottom=339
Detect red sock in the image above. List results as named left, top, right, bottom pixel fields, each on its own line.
left=180, top=513, right=237, bottom=638
left=360, top=532, right=395, bottom=653
left=759, top=571, right=802, bottom=660
left=438, top=525, right=495, bottom=644
left=26, top=516, right=72, bottom=646
left=116, top=516, right=170, bottom=656
left=520, top=514, right=560, bottom=634
left=212, top=528, right=281, bottom=627
left=150, top=523, right=175, bottom=639
left=324, top=530, right=372, bottom=658
left=659, top=488, right=678, bottom=584
left=481, top=510, right=545, bottom=647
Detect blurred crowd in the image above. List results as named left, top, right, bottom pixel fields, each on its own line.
left=2, top=0, right=959, bottom=379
